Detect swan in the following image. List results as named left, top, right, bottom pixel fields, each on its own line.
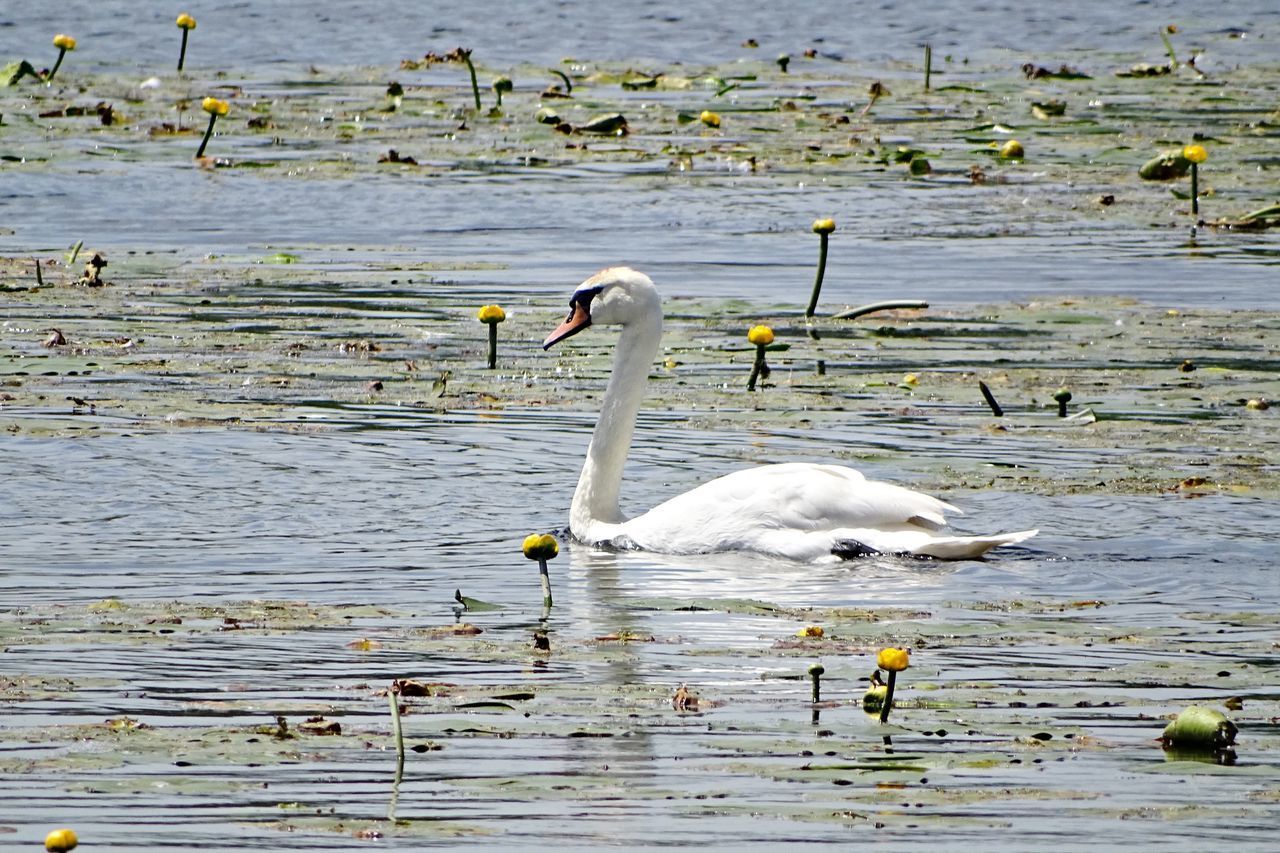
left=542, top=267, right=1037, bottom=562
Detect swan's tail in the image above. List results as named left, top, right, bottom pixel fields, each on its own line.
left=909, top=528, right=1038, bottom=560
left=832, top=528, right=1038, bottom=561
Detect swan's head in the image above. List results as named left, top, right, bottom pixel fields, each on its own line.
left=543, top=267, right=661, bottom=350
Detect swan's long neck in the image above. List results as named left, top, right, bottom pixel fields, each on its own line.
left=570, top=309, right=662, bottom=537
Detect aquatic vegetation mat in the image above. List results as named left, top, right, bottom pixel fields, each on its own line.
left=1, top=595, right=1278, bottom=847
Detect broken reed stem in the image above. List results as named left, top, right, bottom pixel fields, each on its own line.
left=810, top=667, right=823, bottom=703
left=879, top=670, right=897, bottom=724
left=388, top=681, right=405, bottom=773
left=486, top=322, right=498, bottom=369
left=463, top=53, right=482, bottom=110
left=195, top=112, right=217, bottom=158
left=978, top=380, right=1004, bottom=416
left=924, top=44, right=932, bottom=91
left=549, top=68, right=572, bottom=94
left=538, top=559, right=552, bottom=608
left=805, top=231, right=829, bottom=318
left=34, top=259, right=43, bottom=286
left=831, top=299, right=928, bottom=320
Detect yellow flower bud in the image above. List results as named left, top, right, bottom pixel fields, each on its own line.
left=1182, top=143, right=1208, bottom=164
left=699, top=110, right=721, bottom=128
left=176, top=13, right=197, bottom=30
left=798, top=625, right=824, bottom=638
left=747, top=325, right=774, bottom=346
left=53, top=34, right=77, bottom=51
left=522, top=533, right=559, bottom=561
left=876, top=647, right=910, bottom=672
left=45, top=828, right=79, bottom=852
left=999, top=139, right=1024, bottom=159
left=201, top=97, right=230, bottom=117
left=902, top=373, right=919, bottom=386
left=811, top=217, right=836, bottom=235
left=477, top=304, right=506, bottom=324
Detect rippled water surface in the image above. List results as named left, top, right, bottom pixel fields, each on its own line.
left=3, top=1, right=1280, bottom=850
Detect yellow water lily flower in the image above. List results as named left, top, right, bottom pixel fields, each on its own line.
left=45, top=828, right=79, bottom=852
left=811, top=217, right=836, bottom=235
left=999, top=139, right=1024, bottom=159
left=798, top=625, right=824, bottom=638
left=53, top=34, right=77, bottom=51
left=902, top=373, right=919, bottom=386
left=477, top=304, right=506, bottom=324
left=176, top=13, right=197, bottom=30
left=699, top=110, right=721, bottom=128
left=522, top=533, right=559, bottom=561
left=201, top=97, right=230, bottom=117
left=1182, top=143, right=1208, bottom=164
left=877, top=647, right=910, bottom=672
left=747, top=325, right=774, bottom=346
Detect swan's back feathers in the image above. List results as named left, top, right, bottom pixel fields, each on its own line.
left=607, top=462, right=1024, bottom=560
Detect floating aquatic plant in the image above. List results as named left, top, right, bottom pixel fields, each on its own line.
left=46, top=34, right=76, bottom=83
left=805, top=218, right=835, bottom=318
left=522, top=533, right=558, bottom=609
left=746, top=325, right=773, bottom=391
left=477, top=304, right=505, bottom=369
left=875, top=646, right=909, bottom=723
left=196, top=96, right=229, bottom=158
left=175, top=14, right=196, bottom=72
left=862, top=670, right=888, bottom=713
left=1160, top=705, right=1237, bottom=752
left=1183, top=143, right=1207, bottom=218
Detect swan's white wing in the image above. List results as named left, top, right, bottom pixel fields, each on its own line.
left=616, top=463, right=974, bottom=559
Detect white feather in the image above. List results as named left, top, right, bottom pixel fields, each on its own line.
left=544, top=268, right=1037, bottom=561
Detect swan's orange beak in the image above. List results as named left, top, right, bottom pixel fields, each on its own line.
left=543, top=302, right=591, bottom=350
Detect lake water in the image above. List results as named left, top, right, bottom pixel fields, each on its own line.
left=3, top=2, right=1280, bottom=850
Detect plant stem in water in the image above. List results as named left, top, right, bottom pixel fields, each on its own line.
left=178, top=29, right=190, bottom=72
left=195, top=113, right=218, bottom=158
left=46, top=48, right=68, bottom=83
left=464, top=53, right=481, bottom=110
left=978, top=380, right=1004, bottom=416
left=539, top=559, right=552, bottom=608
left=487, top=322, right=498, bottom=369
left=805, top=231, right=829, bottom=318
left=388, top=681, right=405, bottom=782
left=747, top=345, right=768, bottom=391
left=879, top=670, right=897, bottom=724
left=1191, top=163, right=1199, bottom=217
left=924, top=44, right=932, bottom=91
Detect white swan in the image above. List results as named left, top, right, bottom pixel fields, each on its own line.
left=542, top=267, right=1037, bottom=562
